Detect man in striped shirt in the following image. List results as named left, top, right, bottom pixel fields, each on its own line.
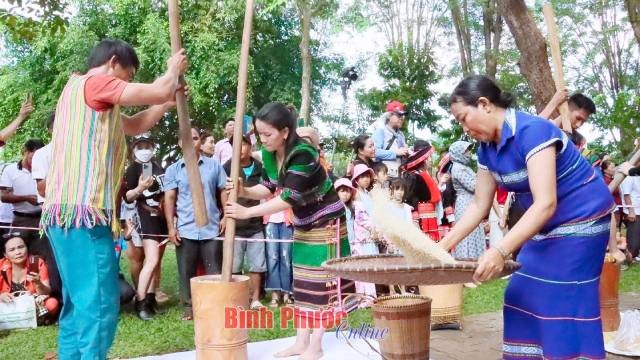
left=42, top=39, right=187, bottom=360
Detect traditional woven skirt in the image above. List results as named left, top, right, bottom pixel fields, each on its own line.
left=503, top=215, right=610, bottom=359
left=292, top=217, right=358, bottom=322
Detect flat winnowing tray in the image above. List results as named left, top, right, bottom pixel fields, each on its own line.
left=322, top=254, right=520, bottom=285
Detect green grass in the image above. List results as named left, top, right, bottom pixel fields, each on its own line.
left=1, top=248, right=638, bottom=359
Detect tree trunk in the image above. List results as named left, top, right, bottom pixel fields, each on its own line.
left=499, top=0, right=556, bottom=113
left=462, top=0, right=473, bottom=67
left=625, top=0, right=640, bottom=51
left=450, top=0, right=472, bottom=75
left=483, top=0, right=502, bottom=79
left=298, top=0, right=312, bottom=125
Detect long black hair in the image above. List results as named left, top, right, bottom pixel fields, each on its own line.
left=255, top=102, right=300, bottom=155
left=449, top=75, right=515, bottom=109
left=352, top=134, right=371, bottom=156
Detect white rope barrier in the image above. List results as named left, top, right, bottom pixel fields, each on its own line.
left=0, top=224, right=295, bottom=245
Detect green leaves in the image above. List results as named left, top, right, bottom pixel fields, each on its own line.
left=0, top=0, right=343, bottom=162
left=1, top=0, right=69, bottom=41
left=358, top=43, right=440, bottom=132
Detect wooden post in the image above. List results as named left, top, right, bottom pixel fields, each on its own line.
left=221, top=0, right=255, bottom=283
left=542, top=3, right=572, bottom=133
left=168, top=0, right=208, bottom=227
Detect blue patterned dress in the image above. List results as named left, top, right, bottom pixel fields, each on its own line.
left=477, top=109, right=614, bottom=360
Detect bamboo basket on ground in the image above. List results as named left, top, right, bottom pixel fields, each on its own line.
left=418, top=284, right=463, bottom=330
left=373, top=294, right=432, bottom=360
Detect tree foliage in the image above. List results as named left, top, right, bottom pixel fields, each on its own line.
left=0, top=0, right=69, bottom=41
left=0, top=0, right=344, bottom=161
left=551, top=0, right=640, bottom=155
left=355, top=0, right=446, bottom=132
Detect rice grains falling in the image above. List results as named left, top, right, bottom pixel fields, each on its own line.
left=370, top=188, right=456, bottom=265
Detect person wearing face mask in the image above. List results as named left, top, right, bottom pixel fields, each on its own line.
left=123, top=134, right=167, bottom=320
left=449, top=140, right=485, bottom=262
left=372, top=101, right=410, bottom=177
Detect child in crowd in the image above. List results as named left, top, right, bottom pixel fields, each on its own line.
left=386, top=178, right=412, bottom=295
left=351, top=164, right=378, bottom=302
left=335, top=178, right=357, bottom=247
left=372, top=162, right=389, bottom=189
left=387, top=178, right=413, bottom=252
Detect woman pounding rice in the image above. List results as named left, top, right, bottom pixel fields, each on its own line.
left=440, top=75, right=614, bottom=359
left=224, top=102, right=356, bottom=360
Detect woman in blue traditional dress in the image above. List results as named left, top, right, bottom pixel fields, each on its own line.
left=440, top=75, right=614, bottom=359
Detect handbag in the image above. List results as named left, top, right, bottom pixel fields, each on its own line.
left=0, top=291, right=38, bottom=330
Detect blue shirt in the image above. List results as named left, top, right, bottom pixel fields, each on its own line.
left=373, top=125, right=407, bottom=161
left=477, top=109, right=614, bottom=233
left=164, top=156, right=227, bottom=240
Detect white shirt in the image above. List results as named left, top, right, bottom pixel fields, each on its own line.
left=32, top=143, right=52, bottom=180
left=31, top=143, right=52, bottom=203
left=620, top=176, right=640, bottom=214
left=0, top=164, right=13, bottom=223
left=0, top=162, right=41, bottom=214
left=214, top=138, right=233, bottom=165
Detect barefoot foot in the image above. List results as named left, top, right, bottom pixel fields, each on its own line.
left=298, top=348, right=323, bottom=360
left=274, top=343, right=309, bottom=358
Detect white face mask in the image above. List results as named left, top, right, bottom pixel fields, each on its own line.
left=134, top=149, right=153, bottom=163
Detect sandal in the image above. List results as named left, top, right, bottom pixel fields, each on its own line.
left=269, top=298, right=279, bottom=308
left=181, top=307, right=193, bottom=321
left=283, top=295, right=294, bottom=305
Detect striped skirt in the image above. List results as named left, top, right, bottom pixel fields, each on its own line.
left=503, top=215, right=610, bottom=359
left=292, top=217, right=357, bottom=321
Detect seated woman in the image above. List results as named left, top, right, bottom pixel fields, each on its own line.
left=0, top=232, right=59, bottom=325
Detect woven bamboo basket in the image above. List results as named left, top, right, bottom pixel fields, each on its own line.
left=372, top=294, right=432, bottom=360
left=418, top=284, right=463, bottom=329
left=323, top=254, right=520, bottom=285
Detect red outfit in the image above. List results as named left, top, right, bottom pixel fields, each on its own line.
left=496, top=187, right=508, bottom=205
left=84, top=73, right=128, bottom=111
left=0, top=256, right=59, bottom=314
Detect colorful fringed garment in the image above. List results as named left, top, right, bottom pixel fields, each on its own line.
left=41, top=74, right=127, bottom=234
